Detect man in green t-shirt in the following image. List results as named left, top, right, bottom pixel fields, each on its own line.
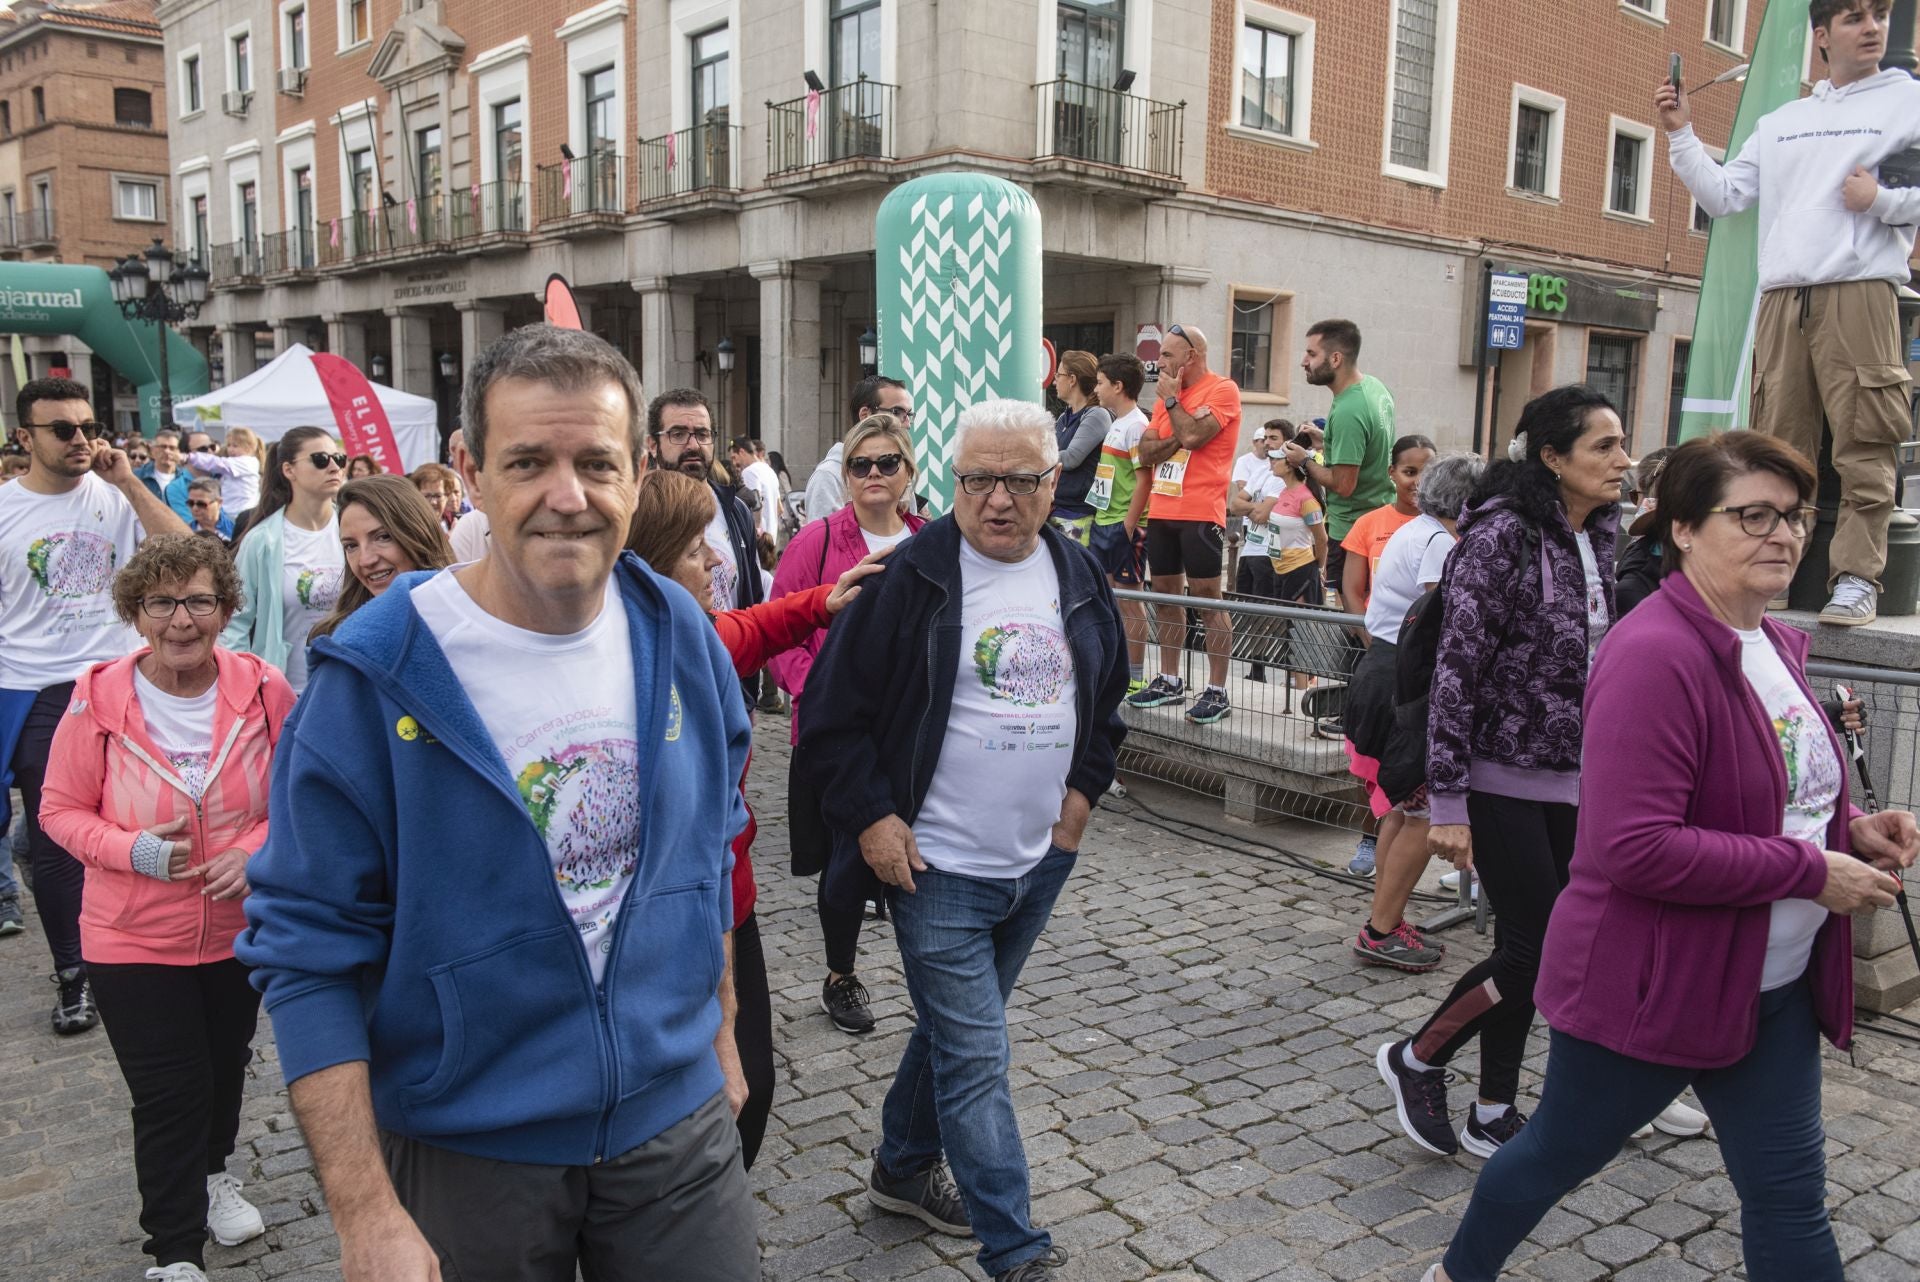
left=1283, top=318, right=1394, bottom=603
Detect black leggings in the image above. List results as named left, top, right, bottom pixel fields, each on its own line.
left=9, top=683, right=83, bottom=973
left=788, top=751, right=865, bottom=976
left=731, top=914, right=775, bottom=1171
left=1410, top=793, right=1577, bottom=1105
left=89, top=957, right=262, bottom=1268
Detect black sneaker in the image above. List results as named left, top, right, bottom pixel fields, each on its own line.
left=869, top=1153, right=972, bottom=1236
left=998, top=1246, right=1069, bottom=1281
left=1124, top=675, right=1186, bottom=709
left=1461, top=1104, right=1528, bottom=1158
left=1376, top=1038, right=1457, bottom=1155
left=50, top=967, right=96, bottom=1035
left=821, top=974, right=876, bottom=1034
left=1186, top=687, right=1231, bottom=725
left=0, top=894, right=23, bottom=937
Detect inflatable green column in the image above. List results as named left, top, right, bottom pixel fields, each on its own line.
left=875, top=175, right=1042, bottom=515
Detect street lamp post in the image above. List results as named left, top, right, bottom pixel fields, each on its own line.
left=108, top=236, right=208, bottom=428
left=1887, top=0, right=1917, bottom=75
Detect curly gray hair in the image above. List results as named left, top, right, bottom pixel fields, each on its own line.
left=1416, top=453, right=1484, bottom=522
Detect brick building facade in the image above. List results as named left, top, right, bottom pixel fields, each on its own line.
left=162, top=0, right=1917, bottom=465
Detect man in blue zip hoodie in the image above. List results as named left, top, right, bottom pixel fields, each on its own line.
left=801, top=400, right=1128, bottom=1282
left=239, top=326, right=758, bottom=1282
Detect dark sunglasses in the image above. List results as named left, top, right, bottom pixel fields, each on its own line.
left=30, top=420, right=105, bottom=442
left=307, top=452, right=349, bottom=470
left=186, top=498, right=216, bottom=509
left=847, top=453, right=905, bottom=479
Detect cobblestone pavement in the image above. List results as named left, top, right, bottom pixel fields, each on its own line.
left=6, top=738, right=1920, bottom=1282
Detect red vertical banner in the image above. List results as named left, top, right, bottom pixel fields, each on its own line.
left=312, top=352, right=404, bottom=474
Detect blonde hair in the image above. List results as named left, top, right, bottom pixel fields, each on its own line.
left=224, top=426, right=267, bottom=468
left=842, top=414, right=917, bottom=515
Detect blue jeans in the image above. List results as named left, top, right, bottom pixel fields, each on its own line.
left=878, top=843, right=1077, bottom=1277
left=1444, top=977, right=1838, bottom=1282
left=0, top=816, right=20, bottom=899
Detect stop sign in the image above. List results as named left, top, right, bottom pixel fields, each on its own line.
left=1135, top=324, right=1163, bottom=381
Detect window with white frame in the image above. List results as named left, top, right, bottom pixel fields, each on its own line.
left=230, top=30, right=251, bottom=94
left=283, top=3, right=308, bottom=69
left=115, top=176, right=160, bottom=221
left=179, top=50, right=202, bottom=115
left=1606, top=116, right=1654, bottom=220
left=1229, top=290, right=1291, bottom=396
left=188, top=191, right=209, bottom=255
left=1235, top=3, right=1314, bottom=145
left=558, top=2, right=628, bottom=181
left=1705, top=0, right=1746, bottom=51
left=339, top=0, right=370, bottom=50
left=1618, top=0, right=1665, bottom=22
left=1507, top=85, right=1564, bottom=199
left=1383, top=0, right=1457, bottom=185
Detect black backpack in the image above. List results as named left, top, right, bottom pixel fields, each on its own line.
left=1376, top=523, right=1537, bottom=806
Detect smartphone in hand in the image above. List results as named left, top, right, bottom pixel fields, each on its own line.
left=1669, top=52, right=1684, bottom=94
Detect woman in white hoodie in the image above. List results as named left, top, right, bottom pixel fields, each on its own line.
left=1658, top=0, right=1919, bottom=629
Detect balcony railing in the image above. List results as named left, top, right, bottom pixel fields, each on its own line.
left=207, top=239, right=264, bottom=286
left=1033, top=77, right=1184, bottom=182
left=768, top=78, right=895, bottom=177
left=449, top=180, right=532, bottom=240
left=637, top=122, right=742, bottom=204
left=385, top=193, right=452, bottom=253
left=536, top=151, right=627, bottom=223
left=18, top=206, right=55, bottom=245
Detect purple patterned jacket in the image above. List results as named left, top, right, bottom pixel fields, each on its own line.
left=1425, top=495, right=1618, bottom=827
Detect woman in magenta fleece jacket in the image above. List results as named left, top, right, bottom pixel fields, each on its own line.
left=1429, top=434, right=1919, bottom=1282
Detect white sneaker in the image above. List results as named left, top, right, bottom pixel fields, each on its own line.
left=146, top=1265, right=208, bottom=1282
left=1633, top=1098, right=1710, bottom=1139
left=1438, top=870, right=1480, bottom=900
left=1819, top=574, right=1877, bottom=627
left=206, top=1171, right=266, bottom=1246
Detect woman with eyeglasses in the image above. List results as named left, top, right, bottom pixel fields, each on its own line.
left=39, top=535, right=294, bottom=1282
left=1426, top=432, right=1920, bottom=1282
left=768, top=413, right=927, bottom=1036
left=221, top=427, right=347, bottom=695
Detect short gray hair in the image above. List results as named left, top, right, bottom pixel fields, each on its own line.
left=460, top=324, right=644, bottom=468
left=187, top=477, right=221, bottom=498
left=1416, top=453, right=1483, bottom=521
left=953, top=400, right=1059, bottom=467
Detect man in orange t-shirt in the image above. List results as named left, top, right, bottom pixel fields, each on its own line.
left=1127, top=324, right=1242, bottom=726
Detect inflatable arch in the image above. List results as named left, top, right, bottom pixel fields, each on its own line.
left=0, top=261, right=209, bottom=432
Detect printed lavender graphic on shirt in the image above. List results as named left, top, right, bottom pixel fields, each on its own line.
left=296, top=565, right=344, bottom=611
left=27, top=530, right=115, bottom=599
left=518, top=739, right=643, bottom=894
left=972, top=621, right=1072, bottom=707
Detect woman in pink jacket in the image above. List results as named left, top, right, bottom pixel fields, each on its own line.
left=40, top=534, right=294, bottom=1282
left=768, top=413, right=926, bottom=1036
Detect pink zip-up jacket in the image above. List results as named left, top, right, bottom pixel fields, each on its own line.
left=766, top=505, right=925, bottom=744
left=1537, top=572, right=1855, bottom=1067
left=40, top=648, right=293, bottom=966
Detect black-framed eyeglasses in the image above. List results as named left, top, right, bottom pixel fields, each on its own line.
left=140, top=594, right=222, bottom=619
left=29, top=419, right=105, bottom=442
left=956, top=466, right=1057, bottom=497
left=847, top=453, right=905, bottom=479
left=880, top=405, right=916, bottom=425
left=307, top=451, right=349, bottom=470
left=1708, top=503, right=1817, bottom=539
left=662, top=426, right=716, bottom=446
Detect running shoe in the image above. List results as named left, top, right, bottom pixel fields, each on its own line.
left=1352, top=921, right=1444, bottom=972
left=997, top=1247, right=1069, bottom=1281
left=1634, top=1097, right=1710, bottom=1139
left=1125, top=675, right=1186, bottom=709
left=0, top=894, right=22, bottom=936
left=1125, top=678, right=1147, bottom=696
left=1348, top=834, right=1377, bottom=877
left=1186, top=687, right=1231, bottom=725
left=1460, top=1104, right=1528, bottom=1158
left=821, top=974, right=876, bottom=1034
left=1376, top=1039, right=1458, bottom=1155
left=206, top=1173, right=265, bottom=1246
left=1437, top=870, right=1480, bottom=900
left=145, top=1266, right=207, bottom=1282
left=1820, top=574, right=1876, bottom=627
left=50, top=967, right=96, bottom=1035
left=868, top=1153, right=971, bottom=1236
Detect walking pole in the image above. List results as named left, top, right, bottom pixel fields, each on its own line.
left=1835, top=684, right=1920, bottom=975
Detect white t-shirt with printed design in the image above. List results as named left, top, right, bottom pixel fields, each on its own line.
left=1734, top=625, right=1839, bottom=991
left=704, top=507, right=741, bottom=611
left=413, top=572, right=641, bottom=983
left=133, top=667, right=217, bottom=799
left=913, top=539, right=1078, bottom=881
left=1239, top=471, right=1287, bottom=558
left=0, top=473, right=143, bottom=691
left=279, top=516, right=345, bottom=694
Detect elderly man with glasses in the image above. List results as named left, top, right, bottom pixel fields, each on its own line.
left=186, top=478, right=235, bottom=544
left=0, top=377, right=190, bottom=1036
left=800, top=400, right=1129, bottom=1282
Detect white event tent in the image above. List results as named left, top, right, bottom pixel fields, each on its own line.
left=171, top=343, right=438, bottom=471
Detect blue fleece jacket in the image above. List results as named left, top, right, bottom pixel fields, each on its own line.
left=238, top=554, right=751, bottom=1166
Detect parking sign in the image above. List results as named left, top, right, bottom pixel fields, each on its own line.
left=1487, top=273, right=1528, bottom=352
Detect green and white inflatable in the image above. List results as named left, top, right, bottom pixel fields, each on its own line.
left=875, top=174, right=1042, bottom=515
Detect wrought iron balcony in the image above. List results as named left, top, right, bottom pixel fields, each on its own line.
left=1032, top=77, right=1185, bottom=188
left=18, top=206, right=55, bottom=246
left=536, top=151, right=627, bottom=224
left=384, top=193, right=453, bottom=255
left=449, top=180, right=532, bottom=242
left=637, top=122, right=742, bottom=208
left=207, top=239, right=264, bottom=287
left=768, top=78, right=895, bottom=179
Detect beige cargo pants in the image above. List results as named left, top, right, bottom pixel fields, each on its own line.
left=1752, top=279, right=1911, bottom=590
